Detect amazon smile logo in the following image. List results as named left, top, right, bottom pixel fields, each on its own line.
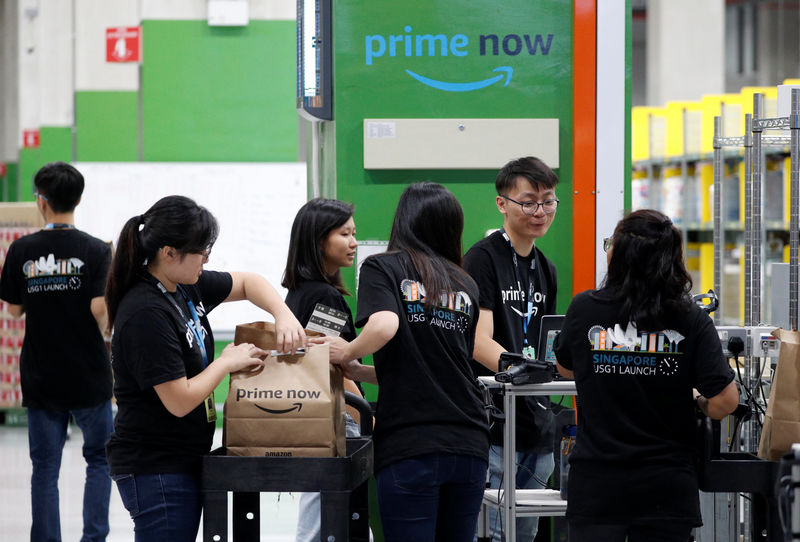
left=365, top=25, right=554, bottom=92
left=254, top=402, right=303, bottom=415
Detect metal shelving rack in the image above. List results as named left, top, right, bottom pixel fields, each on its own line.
left=707, top=88, right=800, bottom=542
left=476, top=377, right=576, bottom=542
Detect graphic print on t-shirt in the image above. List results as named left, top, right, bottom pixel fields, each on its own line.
left=181, top=300, right=209, bottom=350
left=589, top=321, right=685, bottom=377
left=401, top=279, right=473, bottom=332
left=501, top=281, right=546, bottom=320
left=22, top=253, right=85, bottom=293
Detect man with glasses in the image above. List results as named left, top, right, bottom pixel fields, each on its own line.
left=465, top=156, right=559, bottom=542
left=0, top=162, right=113, bottom=542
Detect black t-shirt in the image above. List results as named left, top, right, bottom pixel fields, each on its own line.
left=464, top=230, right=557, bottom=452
left=285, top=279, right=365, bottom=396
left=0, top=228, right=111, bottom=410
left=285, top=279, right=356, bottom=342
left=355, top=252, right=490, bottom=473
left=554, top=289, right=735, bottom=525
left=106, top=270, right=232, bottom=476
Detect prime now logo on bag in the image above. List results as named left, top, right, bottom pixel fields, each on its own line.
left=223, top=322, right=346, bottom=458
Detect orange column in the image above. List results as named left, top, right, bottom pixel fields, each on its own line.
left=572, top=0, right=597, bottom=295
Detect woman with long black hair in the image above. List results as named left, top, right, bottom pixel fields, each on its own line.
left=554, top=209, right=738, bottom=542
left=281, top=197, right=366, bottom=542
left=105, top=195, right=305, bottom=542
left=312, top=182, right=490, bottom=542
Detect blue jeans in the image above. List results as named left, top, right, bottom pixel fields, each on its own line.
left=28, top=400, right=113, bottom=542
left=483, top=446, right=555, bottom=542
left=113, top=472, right=201, bottom=542
left=569, top=521, right=694, bottom=542
left=377, top=453, right=488, bottom=542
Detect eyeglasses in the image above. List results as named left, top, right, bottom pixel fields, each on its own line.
left=189, top=246, right=212, bottom=259
left=33, top=191, right=48, bottom=202
left=603, top=237, right=613, bottom=252
left=501, top=195, right=559, bottom=216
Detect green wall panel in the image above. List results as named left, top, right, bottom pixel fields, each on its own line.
left=18, top=127, right=73, bottom=201
left=75, top=91, right=139, bottom=162
left=2, top=162, right=18, bottom=202
left=332, top=0, right=575, bottom=315
left=19, top=148, right=41, bottom=201
left=142, top=20, right=297, bottom=162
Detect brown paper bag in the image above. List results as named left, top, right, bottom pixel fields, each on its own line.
left=223, top=321, right=346, bottom=457
left=758, top=328, right=800, bottom=461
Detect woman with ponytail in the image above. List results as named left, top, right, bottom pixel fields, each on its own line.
left=554, top=209, right=738, bottom=542
left=311, top=183, right=489, bottom=542
left=105, top=195, right=305, bottom=542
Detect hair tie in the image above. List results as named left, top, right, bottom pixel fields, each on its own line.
left=137, top=215, right=145, bottom=231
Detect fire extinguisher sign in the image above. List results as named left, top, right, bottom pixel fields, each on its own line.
left=106, top=27, right=141, bottom=63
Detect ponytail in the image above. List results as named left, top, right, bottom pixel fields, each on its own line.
left=105, top=196, right=219, bottom=330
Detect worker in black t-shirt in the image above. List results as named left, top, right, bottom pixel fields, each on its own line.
left=0, top=162, right=112, bottom=542
left=281, top=198, right=367, bottom=542
left=311, top=183, right=490, bottom=542
left=463, top=156, right=560, bottom=542
left=554, top=209, right=739, bottom=542
left=104, top=195, right=305, bottom=542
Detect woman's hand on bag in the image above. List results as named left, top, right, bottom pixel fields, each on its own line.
left=274, top=308, right=306, bottom=354
left=220, top=342, right=267, bottom=374
left=308, top=335, right=350, bottom=363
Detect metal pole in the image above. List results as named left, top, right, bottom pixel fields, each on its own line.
left=713, top=116, right=724, bottom=325
left=503, top=388, right=516, bottom=542
left=647, top=113, right=655, bottom=210
left=752, top=94, right=763, bottom=325
left=680, top=107, right=693, bottom=260
left=308, top=119, right=322, bottom=199
left=790, top=88, right=800, bottom=331
left=744, top=113, right=753, bottom=327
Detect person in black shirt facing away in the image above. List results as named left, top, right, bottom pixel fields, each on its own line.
left=0, top=162, right=112, bottom=542
left=311, top=183, right=490, bottom=542
left=104, top=195, right=305, bottom=542
left=281, top=198, right=367, bottom=542
left=554, top=209, right=739, bottom=542
left=463, top=156, right=559, bottom=541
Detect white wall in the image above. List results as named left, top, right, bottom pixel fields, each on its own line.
left=10, top=0, right=75, bottom=148
left=75, top=0, right=139, bottom=91
left=38, top=1, right=74, bottom=125
left=596, top=0, right=627, bottom=286
left=17, top=0, right=40, bottom=140
left=646, top=0, right=725, bottom=106
left=141, top=0, right=294, bottom=21
left=0, top=0, right=19, bottom=161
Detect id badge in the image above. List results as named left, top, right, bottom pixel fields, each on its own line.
left=204, top=393, right=217, bottom=423
left=522, top=345, right=536, bottom=359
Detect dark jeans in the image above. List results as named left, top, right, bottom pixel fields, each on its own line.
left=569, top=521, right=694, bottom=542
left=377, top=453, right=488, bottom=542
left=28, top=401, right=113, bottom=542
left=113, top=472, right=202, bottom=542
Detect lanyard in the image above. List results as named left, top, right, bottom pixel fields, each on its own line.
left=147, top=274, right=209, bottom=368
left=500, top=228, right=539, bottom=347
left=44, top=223, right=75, bottom=230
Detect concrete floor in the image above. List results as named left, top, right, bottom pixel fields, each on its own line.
left=0, top=425, right=301, bottom=541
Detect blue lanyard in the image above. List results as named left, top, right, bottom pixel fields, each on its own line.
left=149, top=275, right=209, bottom=368
left=500, top=228, right=538, bottom=347
left=44, top=223, right=74, bottom=230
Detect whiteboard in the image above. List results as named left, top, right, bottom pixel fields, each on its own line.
left=73, top=162, right=307, bottom=337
